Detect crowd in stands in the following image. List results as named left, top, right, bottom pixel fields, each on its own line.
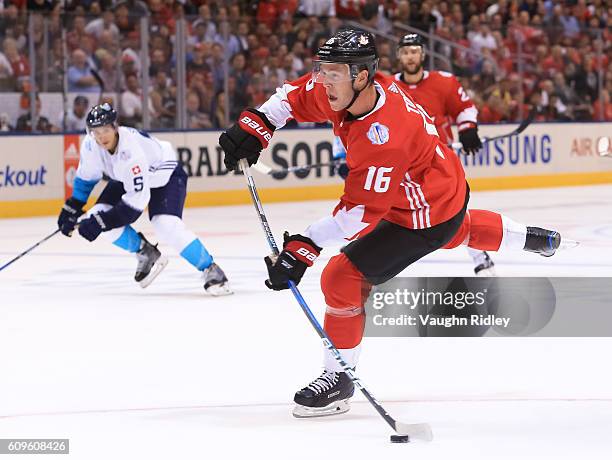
left=0, top=0, right=610, bottom=133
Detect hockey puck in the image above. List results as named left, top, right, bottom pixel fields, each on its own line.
left=390, top=435, right=410, bottom=443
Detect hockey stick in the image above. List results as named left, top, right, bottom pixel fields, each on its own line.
left=450, top=107, right=536, bottom=150
left=0, top=229, right=61, bottom=272
left=255, top=109, right=538, bottom=177
left=251, top=159, right=344, bottom=177
left=239, top=158, right=433, bottom=442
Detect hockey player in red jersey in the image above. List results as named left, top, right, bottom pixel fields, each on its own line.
left=219, top=29, right=564, bottom=418
left=395, top=33, right=482, bottom=152
left=395, top=33, right=496, bottom=275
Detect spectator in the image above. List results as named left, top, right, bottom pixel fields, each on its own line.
left=0, top=47, right=14, bottom=90
left=469, top=24, right=497, bottom=53
left=188, top=21, right=210, bottom=48
left=96, top=29, right=120, bottom=56
left=188, top=71, right=215, bottom=119
left=186, top=90, right=213, bottom=129
left=187, top=42, right=212, bottom=84
left=542, top=45, right=566, bottom=76
left=410, top=0, right=437, bottom=32
left=67, top=48, right=100, bottom=93
left=480, top=93, right=508, bottom=123
left=213, top=90, right=226, bottom=128
left=230, top=52, right=250, bottom=94
left=118, top=0, right=149, bottom=17
left=149, top=70, right=176, bottom=129
left=0, top=112, right=13, bottom=132
left=114, top=3, right=137, bottom=36
left=207, top=42, right=225, bottom=92
left=559, top=4, right=581, bottom=39
left=62, top=95, right=90, bottom=132
left=66, top=15, right=88, bottom=52
left=95, top=49, right=119, bottom=92
left=3, top=37, right=29, bottom=91
left=85, top=9, right=119, bottom=41
left=16, top=94, right=57, bottom=133
left=119, top=73, right=150, bottom=128
left=192, top=4, right=217, bottom=43
left=149, top=48, right=173, bottom=77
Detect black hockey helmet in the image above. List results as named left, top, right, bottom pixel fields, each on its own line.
left=315, top=28, right=379, bottom=82
left=398, top=33, right=426, bottom=49
left=86, top=102, right=117, bottom=131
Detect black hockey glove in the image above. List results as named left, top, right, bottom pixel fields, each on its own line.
left=57, top=197, right=85, bottom=236
left=458, top=124, right=483, bottom=155
left=78, top=213, right=106, bottom=242
left=77, top=200, right=141, bottom=242
left=219, top=108, right=275, bottom=172
left=264, top=232, right=321, bottom=291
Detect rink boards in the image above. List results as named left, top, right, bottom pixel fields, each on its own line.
left=0, top=122, right=611, bottom=218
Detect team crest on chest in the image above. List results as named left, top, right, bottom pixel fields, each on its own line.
left=367, top=122, right=390, bottom=145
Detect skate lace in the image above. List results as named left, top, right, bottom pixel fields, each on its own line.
left=305, top=370, right=339, bottom=395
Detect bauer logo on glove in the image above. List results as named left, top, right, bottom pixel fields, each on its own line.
left=219, top=108, right=276, bottom=172
left=264, top=232, right=321, bottom=291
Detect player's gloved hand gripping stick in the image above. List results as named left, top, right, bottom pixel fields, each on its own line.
left=239, top=157, right=433, bottom=443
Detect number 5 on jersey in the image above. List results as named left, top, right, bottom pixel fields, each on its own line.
left=364, top=166, right=393, bottom=193
left=133, top=176, right=144, bottom=192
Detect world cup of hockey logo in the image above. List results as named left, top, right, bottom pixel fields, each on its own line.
left=367, top=122, right=390, bottom=145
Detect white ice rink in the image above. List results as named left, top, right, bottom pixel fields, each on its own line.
left=1, top=184, right=611, bottom=459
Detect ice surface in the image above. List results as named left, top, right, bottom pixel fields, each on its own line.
left=1, top=185, right=611, bottom=459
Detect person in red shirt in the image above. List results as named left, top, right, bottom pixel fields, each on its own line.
left=219, top=29, right=565, bottom=418
left=394, top=33, right=497, bottom=275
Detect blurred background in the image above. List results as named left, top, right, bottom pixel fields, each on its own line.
left=0, top=0, right=610, bottom=134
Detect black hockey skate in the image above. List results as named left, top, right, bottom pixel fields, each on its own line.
left=293, top=369, right=355, bottom=418
left=523, top=227, right=561, bottom=257
left=202, top=262, right=232, bottom=296
left=135, top=233, right=168, bottom=288
left=474, top=251, right=496, bottom=276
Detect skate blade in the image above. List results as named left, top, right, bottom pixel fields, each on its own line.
left=292, top=399, right=351, bottom=418
left=138, top=255, right=168, bottom=289
left=205, top=282, right=233, bottom=296
left=559, top=238, right=580, bottom=251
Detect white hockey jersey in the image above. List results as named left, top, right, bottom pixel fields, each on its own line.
left=76, top=127, right=178, bottom=211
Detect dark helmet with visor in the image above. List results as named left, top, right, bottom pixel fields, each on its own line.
left=313, top=28, right=379, bottom=84
left=86, top=102, right=118, bottom=133
left=398, top=33, right=426, bottom=49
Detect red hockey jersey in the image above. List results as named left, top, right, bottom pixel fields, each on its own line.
left=393, top=71, right=478, bottom=145
left=259, top=72, right=467, bottom=247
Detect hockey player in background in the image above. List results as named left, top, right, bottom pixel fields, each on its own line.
left=57, top=103, right=232, bottom=295
left=394, top=32, right=494, bottom=275
left=220, top=30, right=563, bottom=417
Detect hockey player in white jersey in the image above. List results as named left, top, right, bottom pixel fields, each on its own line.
left=56, top=103, right=232, bottom=295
